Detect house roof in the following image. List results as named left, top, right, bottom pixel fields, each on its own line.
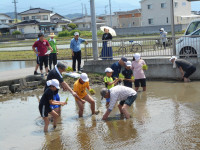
left=73, top=16, right=105, bottom=24
left=14, top=20, right=39, bottom=26
left=50, top=13, right=65, bottom=19
left=0, top=13, right=11, bottom=19
left=18, top=8, right=52, bottom=15
left=114, top=9, right=141, bottom=15
left=0, top=24, right=11, bottom=29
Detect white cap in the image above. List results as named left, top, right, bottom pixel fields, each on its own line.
left=134, top=53, right=140, bottom=61
left=47, top=79, right=60, bottom=89
left=160, top=28, right=164, bottom=31
left=105, top=67, right=113, bottom=73
left=74, top=32, right=79, bottom=36
left=169, top=56, right=177, bottom=61
left=80, top=73, right=89, bottom=82
left=126, top=61, right=131, bottom=67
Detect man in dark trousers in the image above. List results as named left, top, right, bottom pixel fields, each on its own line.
left=170, top=56, right=196, bottom=82
left=70, top=32, right=88, bottom=73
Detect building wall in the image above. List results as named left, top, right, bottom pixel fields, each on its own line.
left=141, top=0, right=191, bottom=26
left=21, top=13, right=51, bottom=22
left=0, top=14, right=12, bottom=24
left=17, top=24, right=40, bottom=34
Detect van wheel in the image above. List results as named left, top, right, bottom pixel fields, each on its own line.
left=179, top=46, right=197, bottom=58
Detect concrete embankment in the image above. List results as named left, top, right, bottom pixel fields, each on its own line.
left=83, top=58, right=200, bottom=80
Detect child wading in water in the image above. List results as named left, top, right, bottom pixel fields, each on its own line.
left=73, top=73, right=99, bottom=117
left=122, top=61, right=134, bottom=88
left=131, top=53, right=147, bottom=91
left=39, top=79, right=66, bottom=132
left=104, top=67, right=119, bottom=107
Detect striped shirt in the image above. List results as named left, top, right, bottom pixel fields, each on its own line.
left=108, top=85, right=137, bottom=111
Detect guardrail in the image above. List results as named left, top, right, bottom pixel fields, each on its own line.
left=83, top=35, right=200, bottom=60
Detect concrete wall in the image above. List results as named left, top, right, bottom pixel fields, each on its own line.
left=115, top=24, right=188, bottom=36
left=83, top=58, right=200, bottom=80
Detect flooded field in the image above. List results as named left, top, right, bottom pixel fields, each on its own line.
left=1, top=81, right=200, bottom=150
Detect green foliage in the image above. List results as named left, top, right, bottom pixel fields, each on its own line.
left=97, top=30, right=104, bottom=36
left=58, top=30, right=70, bottom=37
left=68, top=23, right=77, bottom=29
left=65, top=66, right=73, bottom=72
left=69, top=29, right=81, bottom=36
left=12, top=30, right=21, bottom=35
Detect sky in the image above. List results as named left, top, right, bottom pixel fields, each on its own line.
left=0, top=0, right=200, bottom=16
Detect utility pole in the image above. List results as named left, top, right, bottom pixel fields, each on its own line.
left=105, top=5, right=108, bottom=15
left=90, top=0, right=98, bottom=60
left=85, top=4, right=88, bottom=17
left=12, top=0, right=18, bottom=23
left=109, top=0, right=112, bottom=27
left=81, top=3, right=84, bottom=17
left=170, top=0, right=176, bottom=55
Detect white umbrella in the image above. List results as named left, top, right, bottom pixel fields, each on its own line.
left=100, top=26, right=117, bottom=36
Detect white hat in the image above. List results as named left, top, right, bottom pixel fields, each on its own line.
left=80, top=73, right=89, bottom=82
left=160, top=28, right=164, bottom=31
left=169, top=56, right=177, bottom=61
left=126, top=61, right=131, bottom=67
left=134, top=53, right=140, bottom=61
left=105, top=67, right=113, bottom=73
left=74, top=32, right=79, bottom=36
left=47, top=79, right=60, bottom=89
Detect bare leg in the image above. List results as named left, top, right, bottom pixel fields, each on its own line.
left=142, top=86, right=146, bottom=91
left=54, top=107, right=61, bottom=116
left=118, top=104, right=123, bottom=114
left=84, top=94, right=95, bottom=115
left=49, top=110, right=59, bottom=128
left=122, top=104, right=130, bottom=119
left=43, top=117, right=49, bottom=132
left=135, top=87, right=139, bottom=92
left=76, top=100, right=84, bottom=117
left=35, top=64, right=39, bottom=72
left=45, top=67, right=49, bottom=75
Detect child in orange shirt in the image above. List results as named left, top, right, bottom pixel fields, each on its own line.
left=73, top=73, right=98, bottom=117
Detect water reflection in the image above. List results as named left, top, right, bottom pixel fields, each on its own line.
left=1, top=82, right=200, bottom=149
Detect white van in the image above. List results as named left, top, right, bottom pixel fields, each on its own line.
left=176, top=19, right=200, bottom=57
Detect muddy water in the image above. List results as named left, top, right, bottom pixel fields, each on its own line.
left=1, top=81, right=200, bottom=150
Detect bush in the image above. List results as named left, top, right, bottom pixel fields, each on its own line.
left=97, top=30, right=104, bottom=36
left=70, top=30, right=81, bottom=36
left=58, top=30, right=70, bottom=37
left=12, top=30, right=21, bottom=35
left=80, top=31, right=92, bottom=37
left=68, top=23, right=77, bottom=30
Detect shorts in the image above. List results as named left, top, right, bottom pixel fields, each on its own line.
left=119, top=94, right=137, bottom=106
left=36, top=56, right=40, bottom=65
left=50, top=93, right=60, bottom=110
left=106, top=98, right=110, bottom=103
left=134, top=78, right=146, bottom=87
left=184, top=66, right=196, bottom=78
left=39, top=104, right=52, bottom=117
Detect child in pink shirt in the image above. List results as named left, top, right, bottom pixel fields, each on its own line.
left=131, top=53, right=146, bottom=91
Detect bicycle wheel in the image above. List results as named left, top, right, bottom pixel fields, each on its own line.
left=131, top=43, right=142, bottom=53
left=117, top=46, right=126, bottom=55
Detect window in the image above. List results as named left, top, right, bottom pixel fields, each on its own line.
left=32, top=16, right=36, bottom=20
left=174, top=2, right=178, bottom=8
left=148, top=18, right=153, bottom=25
left=42, top=15, right=48, bottom=20
left=166, top=17, right=168, bottom=23
left=23, top=16, right=29, bottom=21
left=186, top=21, right=200, bottom=35
left=193, top=29, right=200, bottom=36
left=161, top=3, right=166, bottom=8
left=0, top=20, right=6, bottom=23
left=147, top=4, right=152, bottom=10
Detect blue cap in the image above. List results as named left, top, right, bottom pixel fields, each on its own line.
left=121, top=57, right=127, bottom=62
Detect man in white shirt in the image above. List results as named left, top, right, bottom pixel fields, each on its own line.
left=100, top=85, right=137, bottom=120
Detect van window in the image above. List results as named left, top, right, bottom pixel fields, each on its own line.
left=185, top=21, right=200, bottom=35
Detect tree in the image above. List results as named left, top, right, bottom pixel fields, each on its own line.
left=68, top=23, right=77, bottom=30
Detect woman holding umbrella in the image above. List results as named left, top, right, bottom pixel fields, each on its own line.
left=101, top=27, right=113, bottom=60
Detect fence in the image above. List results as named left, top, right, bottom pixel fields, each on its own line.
left=83, top=35, right=200, bottom=60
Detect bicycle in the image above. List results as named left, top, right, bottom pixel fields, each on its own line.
left=117, top=40, right=142, bottom=55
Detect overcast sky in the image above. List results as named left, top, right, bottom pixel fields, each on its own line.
left=0, top=0, right=199, bottom=15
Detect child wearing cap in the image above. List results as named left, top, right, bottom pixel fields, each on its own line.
left=104, top=67, right=119, bottom=107
left=73, top=73, right=98, bottom=117
left=39, top=79, right=66, bottom=132
left=131, top=53, right=147, bottom=92
left=122, top=61, right=134, bottom=88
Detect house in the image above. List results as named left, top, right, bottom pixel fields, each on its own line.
left=72, top=16, right=105, bottom=30
left=140, top=0, right=200, bottom=26
left=0, top=14, right=14, bottom=33
left=114, top=9, right=142, bottom=28
left=15, top=8, right=70, bottom=34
